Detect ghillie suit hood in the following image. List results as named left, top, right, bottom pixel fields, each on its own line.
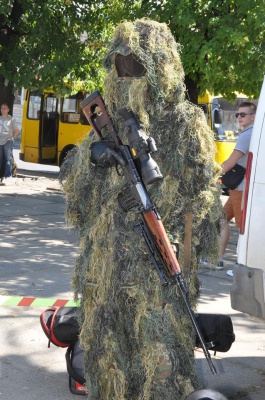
left=61, top=18, right=223, bottom=400
left=103, top=19, right=185, bottom=126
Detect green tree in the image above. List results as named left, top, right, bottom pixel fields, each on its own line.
left=138, top=0, right=265, bottom=103
left=1, top=1, right=265, bottom=111
left=0, top=0, right=109, bottom=112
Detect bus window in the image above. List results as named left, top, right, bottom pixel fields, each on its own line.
left=212, top=97, right=252, bottom=141
left=45, top=95, right=58, bottom=114
left=61, top=94, right=89, bottom=125
left=27, top=92, right=41, bottom=120
left=198, top=92, right=256, bottom=166
left=62, top=97, right=80, bottom=123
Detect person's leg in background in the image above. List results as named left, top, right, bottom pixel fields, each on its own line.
left=219, top=222, right=230, bottom=265
left=0, top=145, right=5, bottom=182
left=3, top=140, right=13, bottom=179
left=200, top=191, right=241, bottom=270
left=218, top=195, right=233, bottom=268
left=220, top=190, right=242, bottom=274
left=231, top=190, right=243, bottom=230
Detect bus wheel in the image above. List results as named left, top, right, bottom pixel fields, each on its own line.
left=59, top=145, right=76, bottom=167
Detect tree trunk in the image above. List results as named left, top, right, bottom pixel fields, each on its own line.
left=0, top=75, right=15, bottom=115
left=0, top=0, right=23, bottom=116
left=184, top=75, right=200, bottom=105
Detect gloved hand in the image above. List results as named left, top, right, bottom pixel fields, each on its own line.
left=90, top=140, right=125, bottom=168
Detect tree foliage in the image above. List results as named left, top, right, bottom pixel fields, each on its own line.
left=1, top=0, right=265, bottom=109
left=138, top=0, right=265, bottom=102
left=0, top=0, right=112, bottom=107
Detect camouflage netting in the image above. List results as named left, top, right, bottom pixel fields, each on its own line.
left=61, top=18, right=223, bottom=400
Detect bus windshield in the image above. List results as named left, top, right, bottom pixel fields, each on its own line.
left=212, top=97, right=248, bottom=141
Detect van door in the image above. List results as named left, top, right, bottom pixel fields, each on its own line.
left=230, top=78, right=265, bottom=319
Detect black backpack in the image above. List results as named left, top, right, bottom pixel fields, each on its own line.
left=40, top=306, right=80, bottom=348
left=40, top=306, right=87, bottom=395
left=66, top=339, right=88, bottom=396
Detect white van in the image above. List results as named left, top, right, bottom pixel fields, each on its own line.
left=230, top=76, right=265, bottom=319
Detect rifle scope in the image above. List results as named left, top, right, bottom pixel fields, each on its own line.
left=118, top=108, right=163, bottom=185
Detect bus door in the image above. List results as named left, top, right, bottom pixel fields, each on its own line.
left=39, top=93, right=59, bottom=164
left=57, top=92, right=90, bottom=166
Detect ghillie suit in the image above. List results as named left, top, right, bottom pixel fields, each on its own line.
left=61, top=19, right=223, bottom=400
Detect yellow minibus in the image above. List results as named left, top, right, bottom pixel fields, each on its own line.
left=20, top=90, right=91, bottom=166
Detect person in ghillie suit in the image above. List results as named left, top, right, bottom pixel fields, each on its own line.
left=61, top=18, right=223, bottom=400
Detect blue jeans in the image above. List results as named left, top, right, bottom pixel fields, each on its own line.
left=0, top=140, right=13, bottom=178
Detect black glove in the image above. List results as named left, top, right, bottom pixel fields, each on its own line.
left=90, top=140, right=125, bottom=168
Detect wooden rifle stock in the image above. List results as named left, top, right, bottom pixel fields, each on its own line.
left=143, top=209, right=181, bottom=276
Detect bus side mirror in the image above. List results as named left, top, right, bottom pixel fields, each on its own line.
left=214, top=109, right=222, bottom=124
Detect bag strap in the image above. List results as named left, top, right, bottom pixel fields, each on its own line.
left=65, top=343, right=86, bottom=385
left=40, top=307, right=56, bottom=348
left=49, top=307, right=61, bottom=348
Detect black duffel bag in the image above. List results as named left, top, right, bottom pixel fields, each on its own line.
left=221, top=163, right=245, bottom=190
left=195, top=313, right=235, bottom=354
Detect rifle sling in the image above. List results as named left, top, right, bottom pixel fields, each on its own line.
left=184, top=213, right=192, bottom=274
